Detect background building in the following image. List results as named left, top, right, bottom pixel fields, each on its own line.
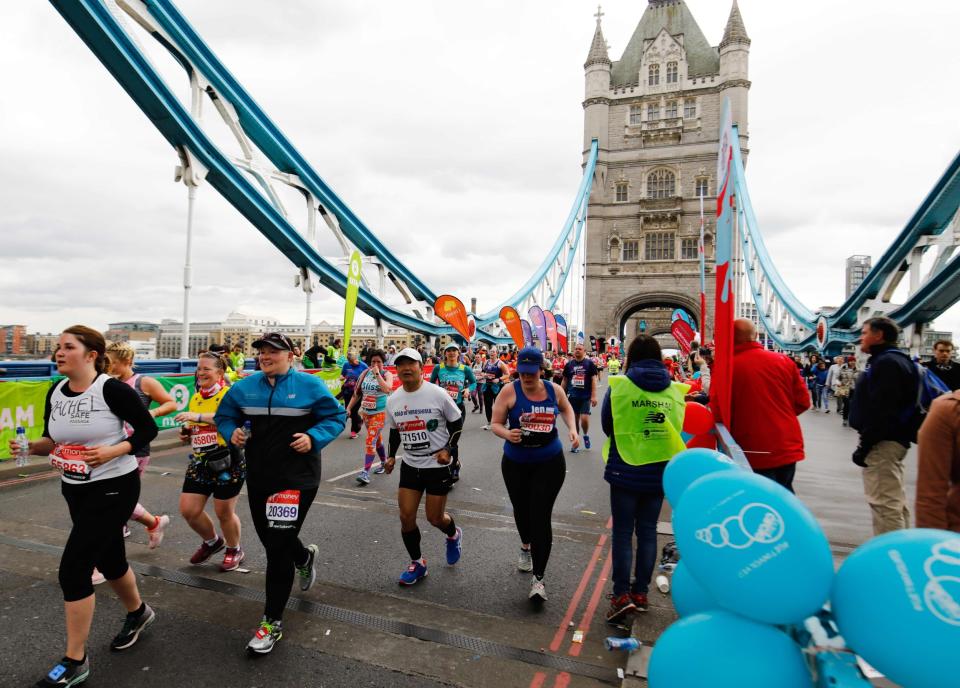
left=0, top=325, right=27, bottom=355
left=105, top=321, right=159, bottom=342
left=845, top=255, right=872, bottom=298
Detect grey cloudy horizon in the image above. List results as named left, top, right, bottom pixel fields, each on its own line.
left=3, top=1, right=960, bottom=339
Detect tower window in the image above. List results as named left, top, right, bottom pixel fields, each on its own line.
left=622, top=240, right=639, bottom=262
left=695, top=178, right=709, bottom=197
left=681, top=237, right=699, bottom=260
left=666, top=62, right=678, bottom=84
left=684, top=99, right=697, bottom=119
left=615, top=182, right=629, bottom=203
left=648, top=64, right=660, bottom=86
left=645, top=232, right=675, bottom=261
left=629, top=105, right=642, bottom=126
left=647, top=103, right=660, bottom=120
left=647, top=169, right=676, bottom=198
left=665, top=101, right=677, bottom=119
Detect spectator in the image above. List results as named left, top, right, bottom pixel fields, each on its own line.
left=385, top=345, right=398, bottom=366
left=916, top=391, right=960, bottom=531
left=924, top=339, right=960, bottom=391
left=812, top=361, right=830, bottom=413
left=849, top=317, right=918, bottom=535
left=730, top=319, right=811, bottom=492
left=833, top=356, right=858, bottom=426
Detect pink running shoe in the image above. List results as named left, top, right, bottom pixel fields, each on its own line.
left=147, top=514, right=170, bottom=549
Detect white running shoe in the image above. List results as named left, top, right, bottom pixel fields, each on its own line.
left=91, top=568, right=106, bottom=585
left=122, top=525, right=131, bottom=538
left=147, top=514, right=170, bottom=549
left=247, top=617, right=282, bottom=654
left=517, top=548, right=533, bottom=573
left=481, top=424, right=490, bottom=431
left=529, top=577, right=547, bottom=601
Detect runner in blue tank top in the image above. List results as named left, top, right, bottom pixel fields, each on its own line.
left=490, top=347, right=579, bottom=603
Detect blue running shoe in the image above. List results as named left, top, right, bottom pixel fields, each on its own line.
left=583, top=435, right=591, bottom=450
left=446, top=527, right=463, bottom=565
left=399, top=559, right=428, bottom=586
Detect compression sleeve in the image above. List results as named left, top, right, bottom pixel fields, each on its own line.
left=102, top=378, right=158, bottom=454
left=388, top=428, right=401, bottom=457
left=446, top=415, right=464, bottom=450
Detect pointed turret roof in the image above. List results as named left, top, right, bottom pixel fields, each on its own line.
left=584, top=8, right=611, bottom=68
left=611, top=0, right=719, bottom=86
left=721, top=0, right=750, bottom=48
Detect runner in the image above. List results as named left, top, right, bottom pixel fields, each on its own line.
left=340, top=350, right=368, bottom=439
left=561, top=344, right=600, bottom=453
left=215, top=332, right=346, bottom=654
left=470, top=355, right=484, bottom=414
left=608, top=356, right=621, bottom=375
left=490, top=347, right=579, bottom=601
left=429, top=342, right=477, bottom=481
left=17, top=326, right=158, bottom=687
left=480, top=347, right=510, bottom=430
left=105, top=342, right=175, bottom=550
left=346, top=348, right=393, bottom=485
left=174, top=352, right=246, bottom=572
left=383, top=348, right=464, bottom=585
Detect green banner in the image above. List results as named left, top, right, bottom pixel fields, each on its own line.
left=0, top=380, right=53, bottom=460
left=342, top=250, right=362, bottom=354
left=314, top=368, right=343, bottom=398
left=149, top=375, right=196, bottom=430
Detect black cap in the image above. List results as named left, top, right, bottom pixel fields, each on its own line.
left=252, top=332, right=294, bottom=352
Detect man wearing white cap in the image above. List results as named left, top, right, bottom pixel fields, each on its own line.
left=383, top=348, right=464, bottom=585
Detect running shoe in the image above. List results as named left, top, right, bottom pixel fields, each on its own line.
left=350, top=432, right=358, bottom=439
left=147, top=514, right=170, bottom=550
left=630, top=592, right=649, bottom=612
left=122, top=525, right=131, bottom=538
left=606, top=593, right=636, bottom=624
left=221, top=546, right=245, bottom=572
left=356, top=470, right=371, bottom=485
left=247, top=617, right=283, bottom=654
left=398, top=559, right=428, bottom=585
left=481, top=424, right=490, bottom=431
left=297, top=544, right=319, bottom=591
left=571, top=446, right=580, bottom=454
left=189, top=535, right=225, bottom=565
left=529, top=576, right=547, bottom=601
left=91, top=569, right=105, bottom=586
left=110, top=604, right=156, bottom=651
left=583, top=435, right=591, bottom=450
left=372, top=463, right=387, bottom=474
left=36, top=656, right=89, bottom=687
left=446, top=527, right=463, bottom=565
left=450, top=463, right=461, bottom=483
left=517, top=548, right=533, bottom=573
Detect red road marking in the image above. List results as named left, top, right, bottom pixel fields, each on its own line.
left=549, top=516, right=612, bottom=652
left=568, top=545, right=613, bottom=657
left=528, top=671, right=547, bottom=688
left=553, top=672, right=571, bottom=688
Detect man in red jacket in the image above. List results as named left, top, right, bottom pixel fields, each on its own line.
left=730, top=319, right=811, bottom=492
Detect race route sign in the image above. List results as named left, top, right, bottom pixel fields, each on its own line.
left=671, top=319, right=696, bottom=355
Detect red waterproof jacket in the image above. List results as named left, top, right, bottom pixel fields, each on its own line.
left=730, top=342, right=811, bottom=470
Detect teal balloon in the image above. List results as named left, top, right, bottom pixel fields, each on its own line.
left=671, top=560, right=719, bottom=617
left=648, top=612, right=811, bottom=688
left=663, top=447, right=740, bottom=507
left=674, top=471, right=833, bottom=625
left=832, top=529, right=960, bottom=688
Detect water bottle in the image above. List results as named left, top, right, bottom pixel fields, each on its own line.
left=655, top=574, right=671, bottom=594
left=242, top=421, right=252, bottom=441
left=604, top=637, right=641, bottom=651
left=217, top=469, right=231, bottom=483
left=15, top=426, right=30, bottom=467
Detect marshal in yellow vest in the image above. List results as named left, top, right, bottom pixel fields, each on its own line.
left=602, top=376, right=689, bottom=466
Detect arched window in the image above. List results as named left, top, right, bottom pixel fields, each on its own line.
left=608, top=237, right=621, bottom=262
left=648, top=64, right=660, bottom=86
left=615, top=182, right=629, bottom=203
left=666, top=62, right=678, bottom=84
left=647, top=169, right=676, bottom=199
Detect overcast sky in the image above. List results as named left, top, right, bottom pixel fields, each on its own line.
left=3, top=0, right=959, bottom=339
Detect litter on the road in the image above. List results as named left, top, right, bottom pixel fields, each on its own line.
left=572, top=630, right=584, bottom=643
left=235, top=568, right=251, bottom=574
left=325, top=629, right=331, bottom=636
left=580, top=510, right=596, bottom=515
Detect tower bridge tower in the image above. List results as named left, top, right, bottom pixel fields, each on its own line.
left=583, top=0, right=750, bottom=347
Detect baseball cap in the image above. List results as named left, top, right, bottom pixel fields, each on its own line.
left=394, top=347, right=423, bottom=364
left=443, top=342, right=460, bottom=351
left=516, top=346, right=543, bottom=374
left=252, top=332, right=294, bottom=351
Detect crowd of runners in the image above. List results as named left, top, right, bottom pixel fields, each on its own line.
left=14, top=324, right=719, bottom=688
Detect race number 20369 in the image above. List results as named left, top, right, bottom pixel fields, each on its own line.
left=266, top=490, right=300, bottom=526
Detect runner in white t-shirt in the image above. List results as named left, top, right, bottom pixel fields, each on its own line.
left=383, top=348, right=464, bottom=585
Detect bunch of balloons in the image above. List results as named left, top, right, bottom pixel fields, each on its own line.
left=649, top=447, right=959, bottom=688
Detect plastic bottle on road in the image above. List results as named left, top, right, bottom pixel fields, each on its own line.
left=604, top=637, right=641, bottom=651
left=15, top=426, right=30, bottom=467
left=656, top=574, right=671, bottom=594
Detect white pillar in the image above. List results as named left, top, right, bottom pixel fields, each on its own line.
left=180, top=184, right=197, bottom=359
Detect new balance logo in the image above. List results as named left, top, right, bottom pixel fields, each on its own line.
left=644, top=412, right=666, bottom=424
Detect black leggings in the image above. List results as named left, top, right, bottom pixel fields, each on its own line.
left=501, top=452, right=566, bottom=578
left=341, top=389, right=363, bottom=434
left=248, top=486, right=319, bottom=620
left=60, top=470, right=140, bottom=602
left=483, top=387, right=498, bottom=423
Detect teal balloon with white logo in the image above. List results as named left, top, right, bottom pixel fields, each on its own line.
left=673, top=471, right=833, bottom=625
left=832, top=529, right=960, bottom=688
left=648, top=612, right=812, bottom=688
left=663, top=447, right=740, bottom=507
left=671, top=560, right=720, bottom=617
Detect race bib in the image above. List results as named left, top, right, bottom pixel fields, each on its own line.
left=191, top=428, right=219, bottom=452
left=572, top=373, right=586, bottom=388
left=51, top=444, right=91, bottom=481
left=444, top=383, right=461, bottom=399
left=266, top=490, right=300, bottom=525
left=520, top=411, right=556, bottom=434
left=399, top=419, right=430, bottom=452
left=361, top=394, right=378, bottom=410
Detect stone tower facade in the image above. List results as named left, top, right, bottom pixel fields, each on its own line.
left=582, top=0, right=750, bottom=345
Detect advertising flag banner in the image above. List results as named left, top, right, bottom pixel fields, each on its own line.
left=467, top=314, right=477, bottom=342
left=342, top=250, right=362, bottom=354
left=0, top=380, right=53, bottom=459
left=671, top=309, right=694, bottom=326
left=671, top=319, right=696, bottom=355
left=528, top=306, right=548, bottom=352
left=699, top=188, right=708, bottom=340
left=589, top=335, right=597, bottom=352
left=555, top=314, right=569, bottom=353
left=434, top=295, right=472, bottom=341
left=713, top=97, right=736, bottom=425
left=577, top=331, right=585, bottom=346
left=544, top=311, right=559, bottom=352
left=499, top=307, right=525, bottom=349
left=520, top=319, right=534, bottom=347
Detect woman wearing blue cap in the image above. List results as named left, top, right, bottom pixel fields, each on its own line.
left=490, top=346, right=578, bottom=602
